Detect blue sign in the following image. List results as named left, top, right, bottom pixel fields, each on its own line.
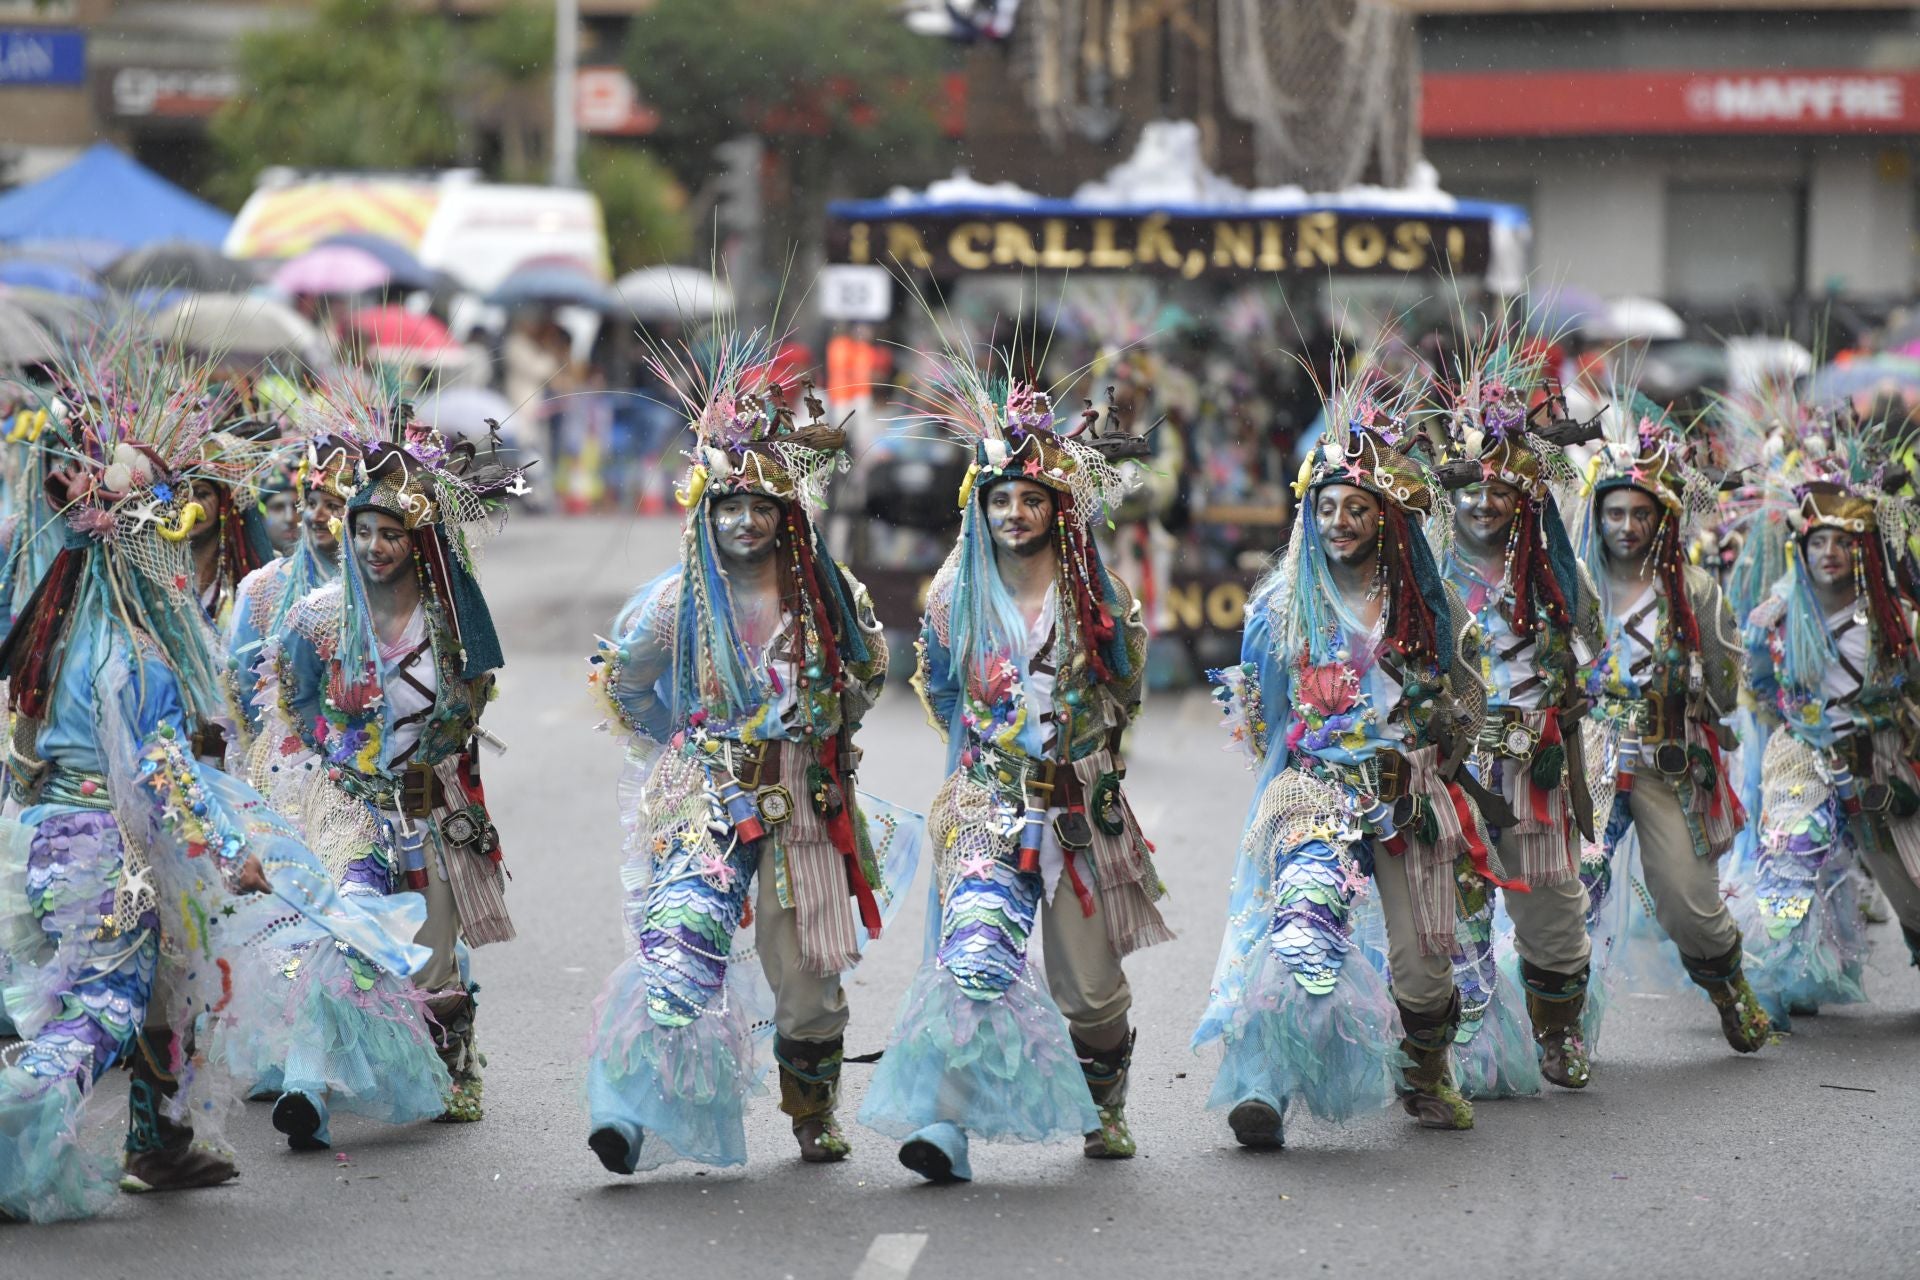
left=0, top=29, right=85, bottom=87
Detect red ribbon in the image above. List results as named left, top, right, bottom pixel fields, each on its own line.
left=1064, top=847, right=1097, bottom=918
left=1529, top=711, right=1561, bottom=826
left=818, top=739, right=882, bottom=939
left=1449, top=781, right=1530, bottom=893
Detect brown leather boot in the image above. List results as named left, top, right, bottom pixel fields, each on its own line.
left=121, top=1030, right=239, bottom=1194
left=1073, top=1026, right=1136, bottom=1159
left=776, top=1035, right=850, bottom=1164
left=1683, top=942, right=1771, bottom=1053
left=1520, top=960, right=1592, bottom=1089
left=1397, top=994, right=1473, bottom=1131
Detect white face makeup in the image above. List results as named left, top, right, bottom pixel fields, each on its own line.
left=1314, top=483, right=1381, bottom=567
left=264, top=491, right=300, bottom=554
left=712, top=494, right=782, bottom=566
left=351, top=509, right=412, bottom=585
left=307, top=490, right=346, bottom=554
left=984, top=478, right=1056, bottom=559
left=1803, top=526, right=1857, bottom=592
left=1453, top=480, right=1521, bottom=557
left=1598, top=487, right=1661, bottom=565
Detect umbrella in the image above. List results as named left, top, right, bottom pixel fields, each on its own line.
left=489, top=257, right=617, bottom=311
left=0, top=296, right=58, bottom=366
left=1591, top=296, right=1686, bottom=342
left=272, top=244, right=392, bottom=297
left=414, top=386, right=519, bottom=441
left=5, top=288, right=97, bottom=342
left=1807, top=354, right=1920, bottom=404
left=104, top=240, right=255, bottom=293
left=316, top=232, right=440, bottom=291
left=0, top=258, right=101, bottom=299
left=614, top=266, right=733, bottom=322
left=149, top=293, right=326, bottom=363
left=347, top=305, right=455, bottom=352
left=1725, top=336, right=1813, bottom=395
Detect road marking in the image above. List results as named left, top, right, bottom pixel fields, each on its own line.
left=852, top=1232, right=928, bottom=1280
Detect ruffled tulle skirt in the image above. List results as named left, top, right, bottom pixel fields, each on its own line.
left=1205, top=942, right=1400, bottom=1124
left=0, top=1067, right=117, bottom=1223
left=1454, top=959, right=1543, bottom=1100
left=585, top=953, right=768, bottom=1172
left=1733, top=873, right=1868, bottom=1029
left=859, top=961, right=1097, bottom=1145
left=213, top=900, right=449, bottom=1125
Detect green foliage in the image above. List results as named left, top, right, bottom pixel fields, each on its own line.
left=624, top=0, right=956, bottom=195
left=581, top=143, right=691, bottom=273
left=209, top=0, right=565, bottom=207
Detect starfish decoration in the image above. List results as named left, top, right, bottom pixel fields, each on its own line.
left=1022, top=453, right=1044, bottom=477
left=1335, top=860, right=1371, bottom=899
left=1628, top=466, right=1648, bottom=485
left=957, top=851, right=996, bottom=880
left=1342, top=457, right=1369, bottom=483
left=119, top=864, right=155, bottom=903
left=696, top=850, right=736, bottom=887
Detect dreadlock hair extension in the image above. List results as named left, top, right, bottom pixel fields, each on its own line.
left=1380, top=502, right=1445, bottom=669
left=1861, top=533, right=1917, bottom=666
left=1652, top=508, right=1703, bottom=655
left=781, top=501, right=844, bottom=692
left=1053, top=488, right=1122, bottom=686
left=1507, top=500, right=1573, bottom=638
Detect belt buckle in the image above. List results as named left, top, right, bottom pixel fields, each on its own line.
left=1375, top=751, right=1408, bottom=803
left=1497, top=715, right=1537, bottom=762
left=399, top=762, right=438, bottom=817
left=755, top=783, right=795, bottom=827
left=730, top=741, right=767, bottom=790
left=1652, top=741, right=1689, bottom=779
left=1053, top=809, right=1094, bottom=850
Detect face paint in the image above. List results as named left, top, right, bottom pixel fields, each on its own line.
left=307, top=491, right=346, bottom=554
left=1314, top=483, right=1381, bottom=567
left=1803, top=527, right=1857, bottom=593
left=351, top=510, right=412, bottom=585
left=263, top=491, right=300, bottom=554
left=712, top=494, right=781, bottom=566
left=1452, top=480, right=1520, bottom=557
left=1598, top=488, right=1660, bottom=565
left=984, top=479, right=1055, bottom=559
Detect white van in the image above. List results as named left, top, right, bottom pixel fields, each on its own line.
left=225, top=168, right=610, bottom=294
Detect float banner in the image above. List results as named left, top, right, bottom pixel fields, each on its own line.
left=826, top=210, right=1490, bottom=279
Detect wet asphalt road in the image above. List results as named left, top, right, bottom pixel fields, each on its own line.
left=6, top=514, right=1918, bottom=1279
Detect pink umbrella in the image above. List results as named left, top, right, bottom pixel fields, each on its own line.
left=272, top=244, right=392, bottom=297
left=348, top=305, right=455, bottom=351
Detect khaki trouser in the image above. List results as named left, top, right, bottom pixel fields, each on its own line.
left=1040, top=885, right=1132, bottom=1046
left=1498, top=831, right=1594, bottom=974
left=413, top=832, right=463, bottom=994
left=1371, top=846, right=1457, bottom=1016
left=1625, top=770, right=1740, bottom=960
left=754, top=860, right=850, bottom=1042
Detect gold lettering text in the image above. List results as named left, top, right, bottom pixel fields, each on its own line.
left=947, top=222, right=992, bottom=270
left=1342, top=222, right=1387, bottom=269
left=1257, top=220, right=1285, bottom=270
left=884, top=222, right=934, bottom=270
left=1040, top=219, right=1086, bottom=268
left=1090, top=219, right=1134, bottom=267
left=848, top=222, right=871, bottom=265
left=1387, top=222, right=1431, bottom=270
left=1212, top=221, right=1255, bottom=269
left=1136, top=213, right=1182, bottom=269
left=1164, top=580, right=1203, bottom=632
left=991, top=221, right=1039, bottom=267
left=1294, top=212, right=1340, bottom=268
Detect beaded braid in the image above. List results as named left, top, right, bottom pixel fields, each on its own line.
left=1859, top=534, right=1917, bottom=666
left=1051, top=489, right=1121, bottom=686
left=1379, top=503, right=1441, bottom=667
left=1506, top=500, right=1572, bottom=638
left=1650, top=508, right=1703, bottom=655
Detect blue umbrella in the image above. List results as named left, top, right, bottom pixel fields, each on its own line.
left=315, top=232, right=440, bottom=291
left=489, top=261, right=616, bottom=311
left=1807, top=354, right=1920, bottom=404
left=0, top=258, right=101, bottom=299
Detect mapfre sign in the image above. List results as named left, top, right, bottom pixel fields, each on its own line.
left=1424, top=69, right=1920, bottom=137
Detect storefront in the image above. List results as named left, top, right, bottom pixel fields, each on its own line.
left=1416, top=4, right=1920, bottom=313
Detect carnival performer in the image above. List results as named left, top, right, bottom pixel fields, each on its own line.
left=1200, top=366, right=1500, bottom=1147
left=1434, top=350, right=1604, bottom=1094
left=227, top=437, right=354, bottom=731
left=858, top=358, right=1170, bottom=1184
left=584, top=341, right=918, bottom=1175
left=1571, top=395, right=1770, bottom=1053
left=183, top=431, right=272, bottom=629
left=237, top=409, right=524, bottom=1149
left=0, top=343, right=436, bottom=1221
left=1734, top=418, right=1920, bottom=1025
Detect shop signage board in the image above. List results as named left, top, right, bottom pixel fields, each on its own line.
left=825, top=206, right=1493, bottom=279
left=0, top=28, right=83, bottom=86
left=1424, top=69, right=1920, bottom=137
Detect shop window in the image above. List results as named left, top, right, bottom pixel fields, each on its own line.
left=1665, top=180, right=1803, bottom=305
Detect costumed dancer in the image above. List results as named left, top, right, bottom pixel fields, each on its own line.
left=1433, top=343, right=1605, bottom=1096
left=860, top=355, right=1171, bottom=1184
left=239, top=408, right=525, bottom=1148
left=227, top=436, right=355, bottom=732
left=1569, top=393, right=1770, bottom=1053
left=1735, top=415, right=1920, bottom=1024
left=0, top=343, right=433, bottom=1221
left=182, top=430, right=273, bottom=630
left=1200, top=365, right=1502, bottom=1148
left=584, top=340, right=918, bottom=1175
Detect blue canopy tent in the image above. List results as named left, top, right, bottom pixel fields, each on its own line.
left=0, top=143, right=233, bottom=269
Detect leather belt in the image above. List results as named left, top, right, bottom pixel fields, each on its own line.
left=397, top=761, right=449, bottom=818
